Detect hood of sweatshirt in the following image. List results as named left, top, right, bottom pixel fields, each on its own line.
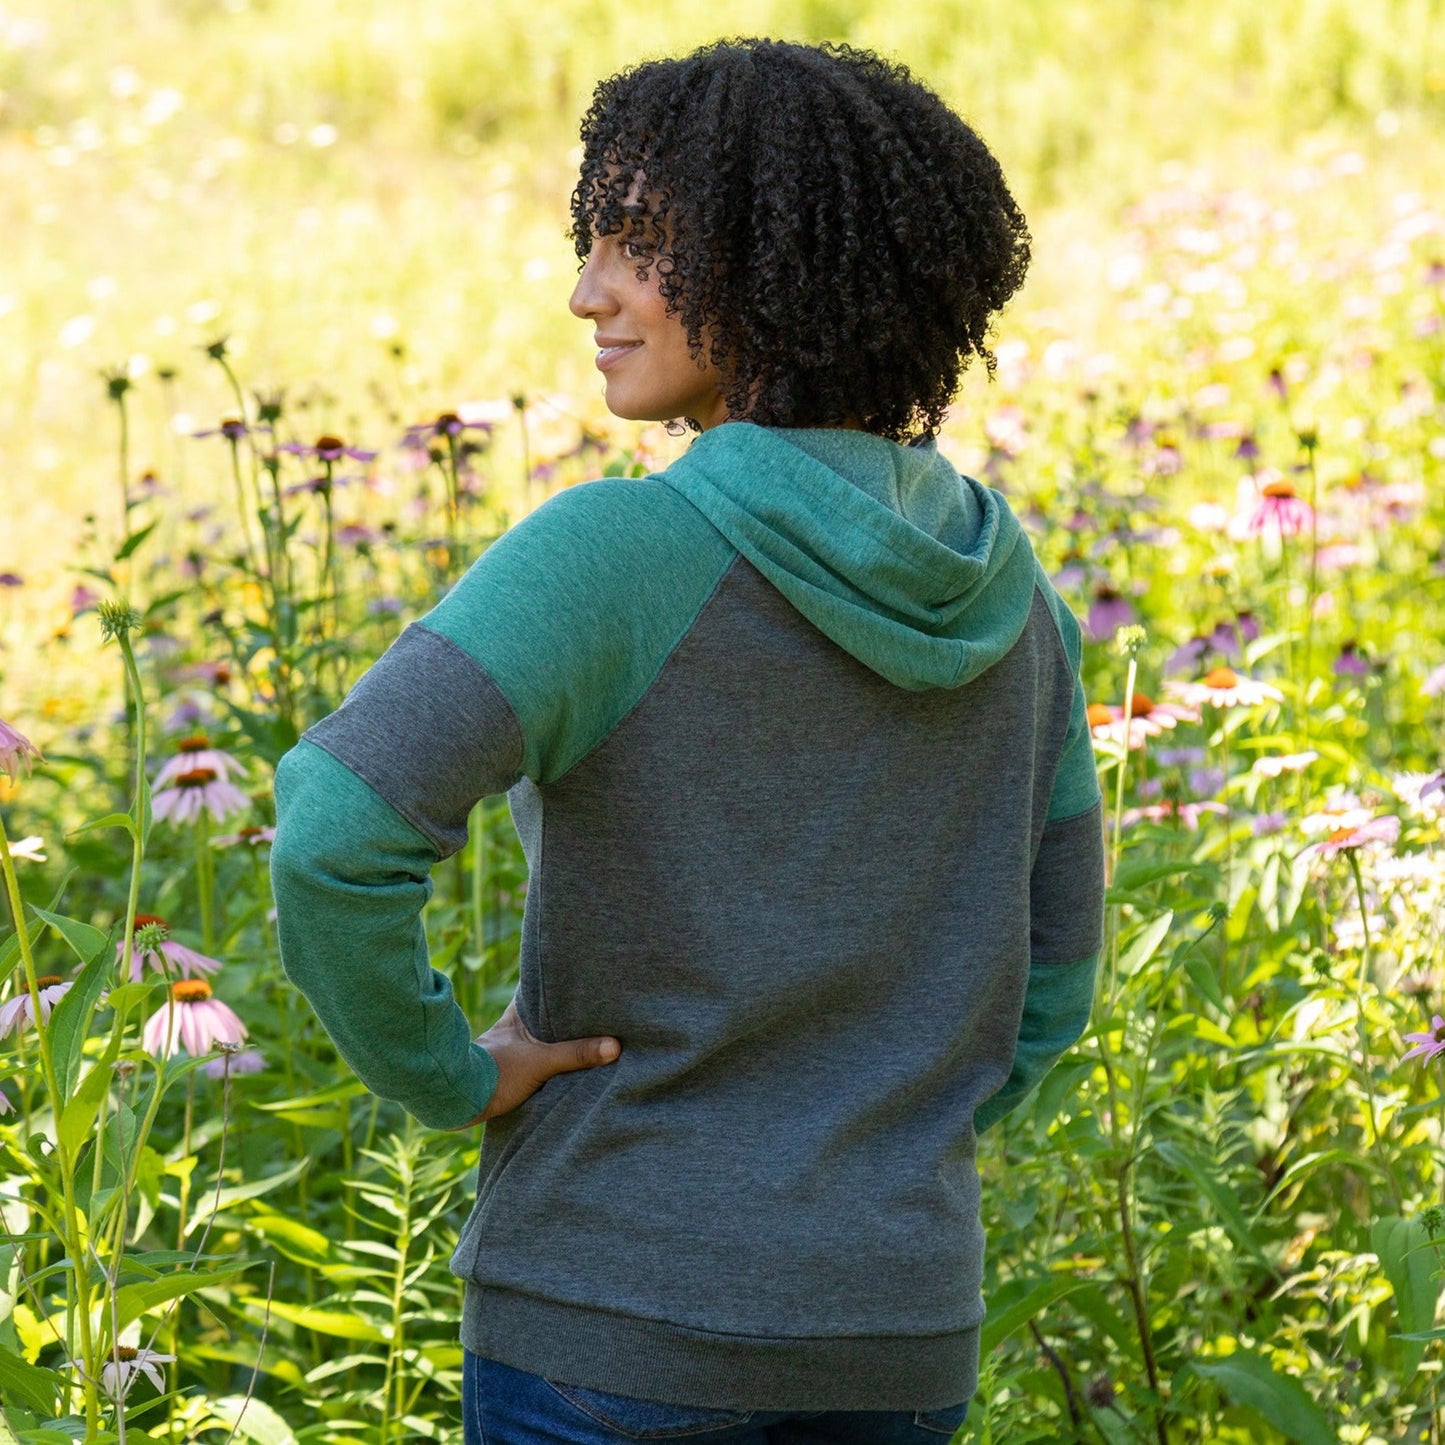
left=657, top=421, right=1041, bottom=691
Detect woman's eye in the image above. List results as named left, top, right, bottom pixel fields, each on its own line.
left=620, top=239, right=653, bottom=260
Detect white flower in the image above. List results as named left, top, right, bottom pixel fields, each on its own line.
left=6, top=835, right=46, bottom=862
left=99, top=1345, right=176, bottom=1400
left=1167, top=667, right=1284, bottom=710
left=1252, top=751, right=1319, bottom=779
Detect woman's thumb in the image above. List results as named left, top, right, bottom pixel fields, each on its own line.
left=548, top=1035, right=621, bottom=1075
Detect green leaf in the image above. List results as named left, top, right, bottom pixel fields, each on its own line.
left=105, top=1263, right=248, bottom=1345
left=980, top=1274, right=1084, bottom=1354
left=114, top=520, right=159, bottom=561
left=0, top=1342, right=61, bottom=1415
left=30, top=907, right=108, bottom=967
left=240, top=1298, right=385, bottom=1342
left=0, top=913, right=46, bottom=992
left=183, top=1158, right=310, bottom=1237
left=42, top=920, right=117, bottom=1103
left=1155, top=1140, right=1272, bottom=1268
left=57, top=1034, right=124, bottom=1154
left=101, top=980, right=165, bottom=1021
left=204, top=1396, right=297, bottom=1445
left=1188, top=1350, right=1337, bottom=1445
left=1372, top=1215, right=1439, bottom=1381
left=247, top=1212, right=332, bottom=1267
left=1118, top=912, right=1173, bottom=979
left=66, top=812, right=139, bottom=842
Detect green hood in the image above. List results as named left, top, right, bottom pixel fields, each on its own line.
left=658, top=421, right=1040, bottom=691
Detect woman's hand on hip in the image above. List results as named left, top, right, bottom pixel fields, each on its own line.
left=449, top=997, right=621, bottom=1127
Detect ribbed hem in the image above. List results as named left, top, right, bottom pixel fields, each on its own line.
left=460, top=1283, right=980, bottom=1411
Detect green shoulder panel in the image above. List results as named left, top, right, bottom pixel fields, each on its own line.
left=422, top=477, right=738, bottom=785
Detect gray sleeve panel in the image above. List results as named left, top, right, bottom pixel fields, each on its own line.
left=303, top=622, right=525, bottom=859
left=1031, top=799, right=1106, bottom=963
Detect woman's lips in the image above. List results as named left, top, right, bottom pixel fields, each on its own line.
left=596, top=342, right=643, bottom=372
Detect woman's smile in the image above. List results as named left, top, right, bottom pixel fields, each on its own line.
left=595, top=338, right=644, bottom=371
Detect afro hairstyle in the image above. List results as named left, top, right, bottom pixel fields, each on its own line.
left=570, top=37, right=1031, bottom=443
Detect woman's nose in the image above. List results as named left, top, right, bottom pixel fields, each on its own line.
left=569, top=242, right=613, bottom=321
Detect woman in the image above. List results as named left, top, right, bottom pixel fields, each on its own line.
left=271, top=37, right=1105, bottom=1445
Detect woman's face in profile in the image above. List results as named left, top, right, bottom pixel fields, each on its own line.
left=568, top=215, right=729, bottom=433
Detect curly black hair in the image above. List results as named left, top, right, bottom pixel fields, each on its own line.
left=570, top=37, right=1031, bottom=443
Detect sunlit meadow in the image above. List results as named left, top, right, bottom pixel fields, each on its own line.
left=2, top=0, right=1445, bottom=1441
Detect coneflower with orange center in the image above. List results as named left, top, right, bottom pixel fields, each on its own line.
left=1245, top=473, right=1314, bottom=538
left=1167, top=667, right=1284, bottom=710
left=154, top=734, right=247, bottom=789
left=152, top=764, right=249, bottom=825
left=0, top=975, right=71, bottom=1037
left=1088, top=691, right=1200, bottom=750
left=114, top=912, right=223, bottom=983
left=142, top=978, right=247, bottom=1059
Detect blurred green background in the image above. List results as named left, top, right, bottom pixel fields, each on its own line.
left=0, top=0, right=1441, bottom=628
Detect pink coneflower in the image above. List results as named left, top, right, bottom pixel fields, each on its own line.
left=1422, top=663, right=1445, bottom=697
left=1301, top=795, right=1371, bottom=834
left=0, top=976, right=72, bottom=1037
left=6, top=835, right=46, bottom=862
left=0, top=716, right=41, bottom=784
left=117, top=914, right=222, bottom=983
left=1247, top=477, right=1314, bottom=538
left=1252, top=751, right=1320, bottom=779
left=1423, top=772, right=1445, bottom=806
left=1167, top=667, right=1284, bottom=710
left=1086, top=586, right=1136, bottom=643
left=1305, top=814, right=1401, bottom=860
left=202, top=1045, right=266, bottom=1079
left=279, top=434, right=378, bottom=464
left=212, top=824, right=275, bottom=849
left=1402, top=1015, right=1445, bottom=1066
left=99, top=1344, right=176, bottom=1401
left=1334, top=641, right=1373, bottom=677
left=142, top=979, right=247, bottom=1059
left=0, top=1085, right=13, bottom=1115
left=154, top=735, right=247, bottom=789
left=152, top=766, right=249, bottom=825
left=1088, top=693, right=1199, bottom=749
left=1120, top=800, right=1228, bottom=831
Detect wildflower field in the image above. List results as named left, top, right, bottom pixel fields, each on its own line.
left=2, top=1, right=1445, bottom=1441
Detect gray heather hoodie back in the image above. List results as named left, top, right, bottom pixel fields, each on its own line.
left=272, top=422, right=1105, bottom=1411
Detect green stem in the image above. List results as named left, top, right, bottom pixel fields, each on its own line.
left=195, top=812, right=214, bottom=954
left=0, top=818, right=102, bottom=1429
left=1346, top=850, right=1404, bottom=1213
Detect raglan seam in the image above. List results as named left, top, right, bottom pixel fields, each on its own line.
left=544, top=547, right=745, bottom=787
left=301, top=731, right=453, bottom=861
left=1043, top=796, right=1104, bottom=830
left=275, top=742, right=492, bottom=1121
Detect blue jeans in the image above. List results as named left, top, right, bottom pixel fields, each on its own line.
left=463, top=1352, right=970, bottom=1443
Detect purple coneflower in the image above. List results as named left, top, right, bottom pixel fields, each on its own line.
left=142, top=979, right=247, bottom=1059
left=1247, top=478, right=1313, bottom=538
left=279, top=434, right=378, bottom=464
left=1422, top=772, right=1444, bottom=806
left=1168, top=667, right=1284, bottom=710
left=152, top=766, right=249, bottom=825
left=202, top=1045, right=266, bottom=1079
left=99, top=1345, right=176, bottom=1401
left=70, top=584, right=100, bottom=615
left=0, top=1085, right=12, bottom=1115
left=0, top=716, right=41, bottom=784
left=0, top=573, right=22, bottom=587
left=1334, top=641, right=1372, bottom=677
left=1402, top=1015, right=1445, bottom=1066
left=1088, top=693, right=1198, bottom=750
left=1086, top=586, right=1136, bottom=643
left=1121, top=800, right=1228, bottom=831
left=1305, top=814, right=1401, bottom=860
left=117, top=914, right=222, bottom=983
left=193, top=418, right=272, bottom=443
left=154, top=734, right=246, bottom=789
left=213, top=824, right=275, bottom=849
left=0, top=976, right=72, bottom=1037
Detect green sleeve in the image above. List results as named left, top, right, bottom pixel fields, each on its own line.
left=270, top=741, right=499, bottom=1130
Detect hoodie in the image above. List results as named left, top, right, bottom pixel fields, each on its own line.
left=270, top=421, right=1105, bottom=1411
